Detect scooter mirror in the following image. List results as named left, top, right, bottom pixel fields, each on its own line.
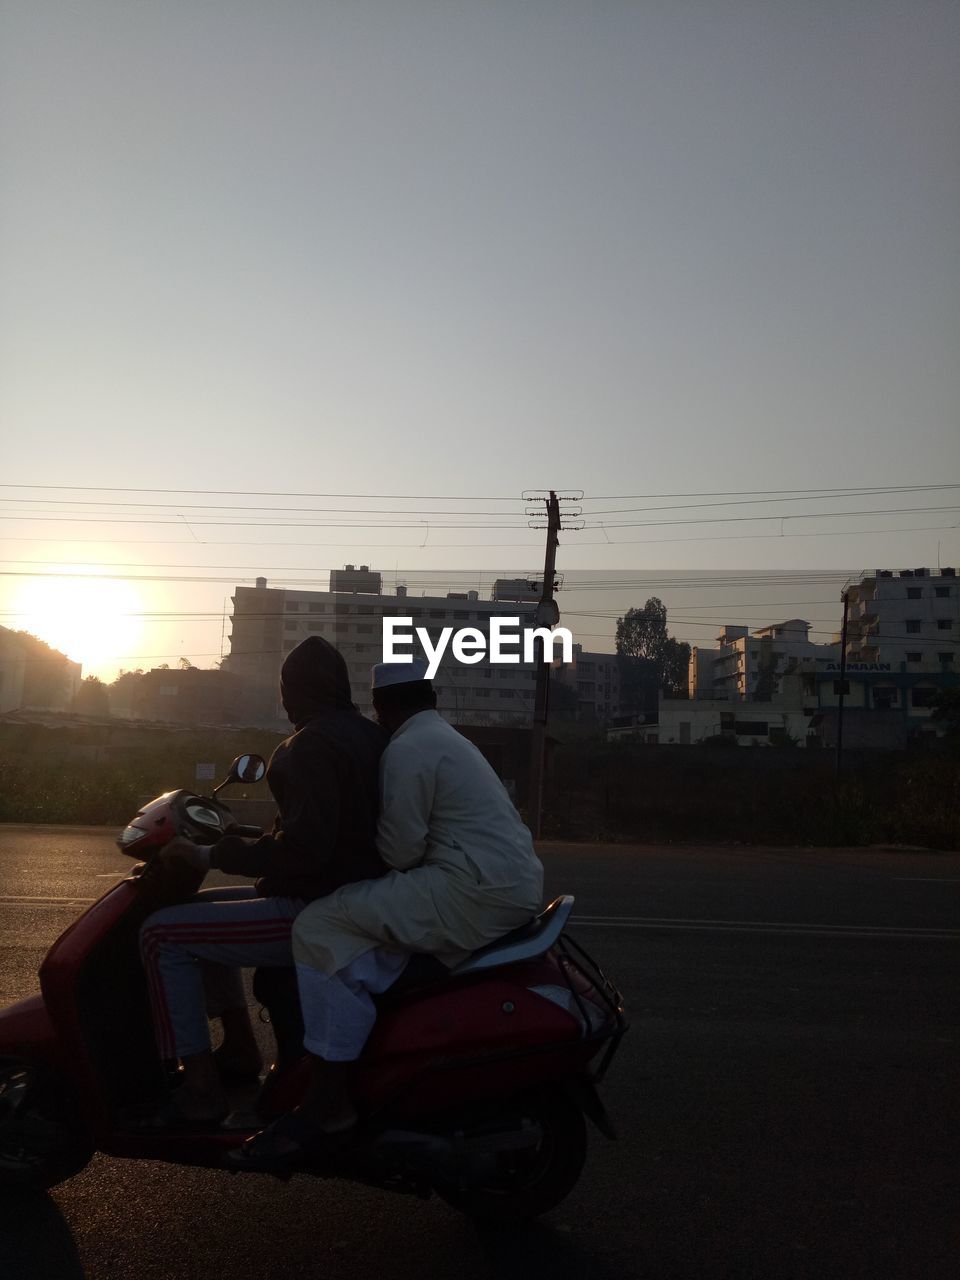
left=213, top=753, right=267, bottom=795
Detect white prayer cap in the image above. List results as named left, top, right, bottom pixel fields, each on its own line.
left=371, top=657, right=430, bottom=690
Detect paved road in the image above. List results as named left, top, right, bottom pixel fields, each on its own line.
left=1, top=827, right=958, bottom=1280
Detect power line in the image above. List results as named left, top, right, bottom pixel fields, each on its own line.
left=582, top=483, right=960, bottom=499
left=3, top=480, right=956, bottom=500
left=2, top=519, right=958, bottom=549
left=0, top=499, right=535, bottom=517
left=0, top=484, right=526, bottom=501
left=579, top=486, right=960, bottom=516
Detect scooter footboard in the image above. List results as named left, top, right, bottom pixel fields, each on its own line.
left=0, top=995, right=61, bottom=1070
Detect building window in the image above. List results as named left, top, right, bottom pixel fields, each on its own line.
left=429, top=610, right=446, bottom=619
left=308, top=623, right=325, bottom=632
left=935, top=586, right=951, bottom=598
left=905, top=620, right=921, bottom=633
left=358, top=605, right=374, bottom=615
left=474, top=688, right=491, bottom=698
left=284, top=621, right=299, bottom=632
left=734, top=721, right=769, bottom=736
left=285, top=600, right=300, bottom=611
left=453, top=610, right=470, bottom=620
left=873, top=688, right=897, bottom=709
left=334, top=622, right=348, bottom=634
left=912, top=687, right=938, bottom=708
left=939, top=653, right=954, bottom=664
left=936, top=619, right=953, bottom=630
left=833, top=680, right=850, bottom=695
left=356, top=624, right=374, bottom=634
left=906, top=587, right=922, bottom=599
left=906, top=652, right=922, bottom=662
left=308, top=603, right=326, bottom=613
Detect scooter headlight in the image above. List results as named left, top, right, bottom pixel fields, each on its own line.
left=118, top=825, right=146, bottom=849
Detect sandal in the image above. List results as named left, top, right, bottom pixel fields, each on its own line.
left=213, top=1048, right=262, bottom=1090
left=225, top=1110, right=356, bottom=1173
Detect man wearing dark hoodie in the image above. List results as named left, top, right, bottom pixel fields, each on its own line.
left=138, top=637, right=387, bottom=1126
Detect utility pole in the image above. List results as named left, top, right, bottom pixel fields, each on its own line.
left=525, top=489, right=582, bottom=838
left=835, top=589, right=850, bottom=778
left=527, top=491, right=561, bottom=839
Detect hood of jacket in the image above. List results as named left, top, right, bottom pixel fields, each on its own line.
left=280, top=636, right=355, bottom=726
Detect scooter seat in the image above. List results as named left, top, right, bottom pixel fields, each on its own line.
left=448, top=894, right=575, bottom=977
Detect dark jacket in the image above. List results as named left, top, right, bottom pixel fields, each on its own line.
left=210, top=637, right=388, bottom=900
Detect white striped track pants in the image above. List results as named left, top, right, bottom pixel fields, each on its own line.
left=139, top=886, right=305, bottom=1060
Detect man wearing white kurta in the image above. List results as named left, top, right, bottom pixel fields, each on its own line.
left=231, top=660, right=544, bottom=1169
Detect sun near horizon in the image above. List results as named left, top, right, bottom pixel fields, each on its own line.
left=9, top=573, right=146, bottom=682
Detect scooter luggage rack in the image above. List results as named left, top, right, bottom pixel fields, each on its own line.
left=551, top=931, right=627, bottom=1084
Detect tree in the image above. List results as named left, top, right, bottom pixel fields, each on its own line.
left=616, top=597, right=691, bottom=706
left=661, top=636, right=692, bottom=699
left=108, top=668, right=145, bottom=717
left=73, top=675, right=110, bottom=717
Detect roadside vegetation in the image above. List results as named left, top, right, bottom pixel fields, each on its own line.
left=0, top=722, right=283, bottom=826
left=542, top=738, right=960, bottom=850
left=0, top=717, right=957, bottom=849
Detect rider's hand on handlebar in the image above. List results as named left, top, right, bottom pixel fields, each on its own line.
left=158, top=837, right=212, bottom=873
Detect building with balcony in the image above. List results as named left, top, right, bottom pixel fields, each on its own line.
left=682, top=568, right=960, bottom=745
left=690, top=621, right=839, bottom=702
left=808, top=567, right=960, bottom=736
left=550, top=646, right=627, bottom=723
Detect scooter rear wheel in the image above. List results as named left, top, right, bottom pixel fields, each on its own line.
left=0, top=1060, right=94, bottom=1192
left=433, top=1084, right=587, bottom=1224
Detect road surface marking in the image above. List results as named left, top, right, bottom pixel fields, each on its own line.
left=572, top=915, right=960, bottom=940
left=0, top=894, right=97, bottom=906
left=0, top=899, right=955, bottom=940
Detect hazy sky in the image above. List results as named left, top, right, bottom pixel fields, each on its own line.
left=1, top=1, right=958, bottom=677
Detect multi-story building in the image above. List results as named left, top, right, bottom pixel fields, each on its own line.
left=806, top=567, right=959, bottom=735
left=225, top=568, right=539, bottom=728
left=691, top=620, right=839, bottom=702
left=551, top=646, right=622, bottom=722
left=681, top=568, right=959, bottom=745
left=110, top=667, right=245, bottom=725
left=0, top=627, right=82, bottom=713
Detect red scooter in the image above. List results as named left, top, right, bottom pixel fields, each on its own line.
left=0, top=756, right=625, bottom=1222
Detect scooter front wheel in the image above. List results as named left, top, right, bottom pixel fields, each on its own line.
left=0, top=1059, right=93, bottom=1192
left=432, top=1083, right=587, bottom=1224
